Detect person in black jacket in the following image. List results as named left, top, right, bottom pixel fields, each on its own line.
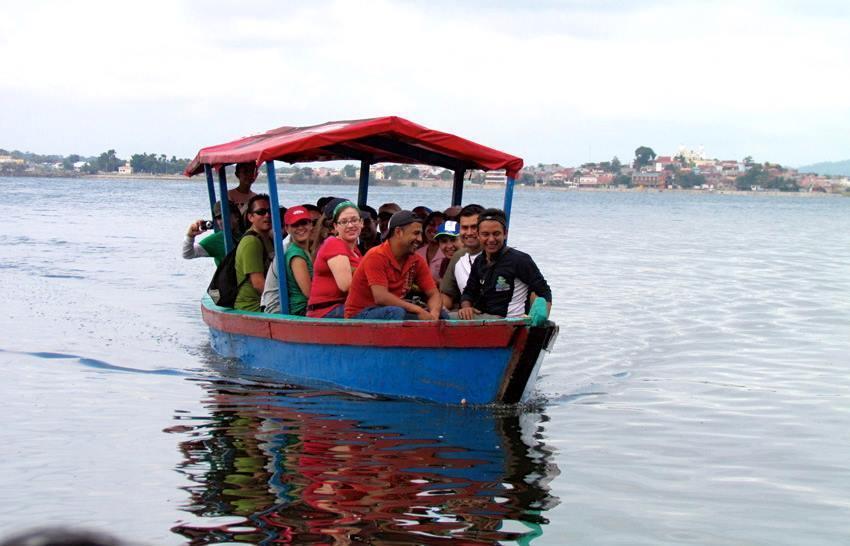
left=457, top=208, right=551, bottom=319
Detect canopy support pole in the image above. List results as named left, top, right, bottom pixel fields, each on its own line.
left=204, top=165, right=219, bottom=232
left=217, top=167, right=235, bottom=253
left=451, top=169, right=466, bottom=206
left=357, top=160, right=370, bottom=208
left=266, top=160, right=289, bottom=315
left=503, top=177, right=515, bottom=230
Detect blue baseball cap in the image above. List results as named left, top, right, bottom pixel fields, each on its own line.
left=434, top=220, right=460, bottom=239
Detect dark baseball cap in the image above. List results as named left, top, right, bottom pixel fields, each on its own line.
left=383, top=210, right=423, bottom=241
left=322, top=197, right=348, bottom=219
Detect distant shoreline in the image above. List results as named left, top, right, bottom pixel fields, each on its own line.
left=538, top=186, right=844, bottom=198
left=2, top=172, right=844, bottom=198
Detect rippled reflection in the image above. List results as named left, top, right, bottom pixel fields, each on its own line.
left=171, top=380, right=559, bottom=544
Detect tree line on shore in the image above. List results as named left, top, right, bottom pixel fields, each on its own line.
left=2, top=145, right=844, bottom=193
left=0, top=147, right=482, bottom=183
left=0, top=148, right=192, bottom=175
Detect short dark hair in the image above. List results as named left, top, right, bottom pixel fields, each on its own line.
left=477, top=208, right=507, bottom=228
left=244, top=193, right=270, bottom=220
left=459, top=204, right=484, bottom=218
left=234, top=162, right=254, bottom=176
left=360, top=204, right=378, bottom=220
left=301, top=203, right=320, bottom=213
left=316, top=196, right=338, bottom=210
left=423, top=210, right=445, bottom=227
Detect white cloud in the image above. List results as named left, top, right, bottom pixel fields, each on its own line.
left=1, top=0, right=848, bottom=164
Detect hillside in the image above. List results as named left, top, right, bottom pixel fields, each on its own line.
left=797, top=159, right=850, bottom=176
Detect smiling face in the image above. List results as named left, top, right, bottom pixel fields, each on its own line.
left=395, top=222, right=424, bottom=255
left=459, top=214, right=481, bottom=252
left=334, top=206, right=362, bottom=244
left=246, top=199, right=272, bottom=234
left=437, top=236, right=459, bottom=259
left=424, top=214, right=444, bottom=244
left=477, top=219, right=506, bottom=257
left=286, top=218, right=313, bottom=246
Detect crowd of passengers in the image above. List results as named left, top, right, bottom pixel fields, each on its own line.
left=183, top=162, right=551, bottom=323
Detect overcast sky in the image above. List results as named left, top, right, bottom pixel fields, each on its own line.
left=2, top=0, right=848, bottom=167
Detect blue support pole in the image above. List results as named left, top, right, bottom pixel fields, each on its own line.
left=204, top=165, right=219, bottom=232
left=217, top=167, right=235, bottom=253
left=503, top=176, right=516, bottom=230
left=357, top=160, right=370, bottom=208
left=266, top=160, right=290, bottom=315
left=451, top=169, right=465, bottom=206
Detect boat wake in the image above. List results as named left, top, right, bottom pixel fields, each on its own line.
left=0, top=348, right=190, bottom=376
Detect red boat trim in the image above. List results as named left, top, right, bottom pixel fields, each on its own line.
left=202, top=302, right=526, bottom=349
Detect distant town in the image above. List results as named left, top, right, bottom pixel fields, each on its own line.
left=2, top=145, right=848, bottom=194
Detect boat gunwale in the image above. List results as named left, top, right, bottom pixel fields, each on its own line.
left=202, top=295, right=532, bottom=349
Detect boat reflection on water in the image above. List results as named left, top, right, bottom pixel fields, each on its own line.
left=170, top=378, right=560, bottom=544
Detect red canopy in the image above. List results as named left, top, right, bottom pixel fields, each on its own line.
left=184, top=116, right=523, bottom=179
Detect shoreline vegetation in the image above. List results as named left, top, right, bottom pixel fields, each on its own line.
left=2, top=145, right=849, bottom=196
left=1, top=171, right=842, bottom=198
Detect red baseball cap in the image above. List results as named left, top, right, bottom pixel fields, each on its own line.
left=284, top=205, right=309, bottom=226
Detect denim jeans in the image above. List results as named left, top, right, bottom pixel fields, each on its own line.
left=323, top=304, right=346, bottom=318
left=354, top=306, right=450, bottom=321
left=353, top=305, right=409, bottom=320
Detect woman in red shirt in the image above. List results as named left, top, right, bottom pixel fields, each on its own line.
left=306, top=201, right=363, bottom=318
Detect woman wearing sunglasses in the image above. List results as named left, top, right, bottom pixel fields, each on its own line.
left=306, top=201, right=363, bottom=318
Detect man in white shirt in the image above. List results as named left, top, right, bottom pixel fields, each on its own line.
left=439, top=204, right=484, bottom=310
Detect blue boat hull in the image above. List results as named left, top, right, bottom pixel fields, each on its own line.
left=202, top=297, right=557, bottom=404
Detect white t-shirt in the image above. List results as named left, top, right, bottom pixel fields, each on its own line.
left=455, top=251, right=482, bottom=294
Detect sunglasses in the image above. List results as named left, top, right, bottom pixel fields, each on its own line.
left=250, top=208, right=271, bottom=216
left=289, top=219, right=312, bottom=229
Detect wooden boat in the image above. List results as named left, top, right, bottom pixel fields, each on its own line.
left=185, top=116, right=558, bottom=404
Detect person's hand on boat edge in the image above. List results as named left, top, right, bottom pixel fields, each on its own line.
left=457, top=306, right=480, bottom=320
left=415, top=308, right=438, bottom=321
left=528, top=297, right=549, bottom=327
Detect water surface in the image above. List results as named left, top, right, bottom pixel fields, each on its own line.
left=1, top=177, right=849, bottom=544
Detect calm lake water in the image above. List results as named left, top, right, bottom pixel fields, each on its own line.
left=1, top=176, right=849, bottom=545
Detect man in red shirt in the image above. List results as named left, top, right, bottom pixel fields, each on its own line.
left=345, top=211, right=445, bottom=321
